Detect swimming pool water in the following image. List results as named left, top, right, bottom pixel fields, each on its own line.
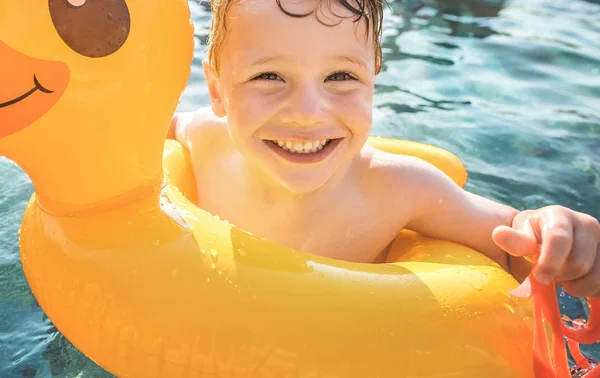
left=1, top=0, right=599, bottom=376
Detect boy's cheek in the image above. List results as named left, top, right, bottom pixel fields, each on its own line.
left=227, top=101, right=275, bottom=134
left=331, top=94, right=372, bottom=118
left=331, top=88, right=373, bottom=105
left=234, top=92, right=282, bottom=119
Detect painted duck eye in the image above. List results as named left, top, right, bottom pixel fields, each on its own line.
left=48, top=0, right=131, bottom=58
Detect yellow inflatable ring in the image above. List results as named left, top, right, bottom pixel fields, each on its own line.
left=0, top=1, right=535, bottom=377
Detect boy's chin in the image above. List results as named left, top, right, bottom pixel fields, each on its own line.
left=283, top=181, right=328, bottom=195
left=273, top=172, right=335, bottom=195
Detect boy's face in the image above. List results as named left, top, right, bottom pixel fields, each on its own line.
left=205, top=0, right=376, bottom=194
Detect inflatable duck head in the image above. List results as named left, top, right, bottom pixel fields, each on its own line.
left=0, top=0, right=194, bottom=214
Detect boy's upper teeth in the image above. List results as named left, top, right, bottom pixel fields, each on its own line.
left=274, top=139, right=329, bottom=153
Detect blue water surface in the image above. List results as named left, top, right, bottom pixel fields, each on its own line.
left=1, top=0, right=600, bottom=376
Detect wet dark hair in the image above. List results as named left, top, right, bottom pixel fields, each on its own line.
left=207, top=0, right=387, bottom=73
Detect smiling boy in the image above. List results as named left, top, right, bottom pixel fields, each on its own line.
left=169, top=0, right=600, bottom=298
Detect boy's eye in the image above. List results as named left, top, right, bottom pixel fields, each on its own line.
left=326, top=72, right=356, bottom=82
left=252, top=73, right=281, bottom=81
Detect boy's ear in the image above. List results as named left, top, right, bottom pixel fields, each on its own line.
left=202, top=59, right=226, bottom=118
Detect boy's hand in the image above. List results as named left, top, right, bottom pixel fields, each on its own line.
left=492, top=206, right=600, bottom=298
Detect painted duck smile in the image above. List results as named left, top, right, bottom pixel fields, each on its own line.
left=0, top=74, right=54, bottom=109
left=0, top=40, right=69, bottom=138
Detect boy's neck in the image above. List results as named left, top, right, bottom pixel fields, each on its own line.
left=241, top=155, right=356, bottom=209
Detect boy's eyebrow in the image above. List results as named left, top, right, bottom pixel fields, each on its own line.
left=250, top=56, right=292, bottom=67
left=249, top=55, right=369, bottom=69
left=328, top=55, right=369, bottom=69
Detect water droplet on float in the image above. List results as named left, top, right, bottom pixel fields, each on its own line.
left=252, top=294, right=258, bottom=300
left=212, top=230, right=217, bottom=235
left=468, top=265, right=475, bottom=270
left=211, top=263, right=216, bottom=270
left=236, top=248, right=246, bottom=257
left=201, top=248, right=206, bottom=256
left=504, top=303, right=515, bottom=314
left=171, top=269, right=179, bottom=277
left=218, top=270, right=222, bottom=275
left=210, top=249, right=218, bottom=261
left=207, top=277, right=211, bottom=283
left=152, top=240, right=160, bottom=246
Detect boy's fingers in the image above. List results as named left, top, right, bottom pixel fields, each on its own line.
left=557, top=229, right=596, bottom=282
left=562, top=251, right=600, bottom=298
left=534, top=211, right=573, bottom=285
left=509, top=276, right=532, bottom=298
left=492, top=223, right=538, bottom=257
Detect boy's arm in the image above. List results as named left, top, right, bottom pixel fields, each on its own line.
left=399, top=158, right=518, bottom=271
left=166, top=111, right=197, bottom=143
left=393, top=156, right=600, bottom=298
left=166, top=106, right=224, bottom=151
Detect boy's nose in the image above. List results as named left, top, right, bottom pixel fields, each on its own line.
left=278, top=82, right=328, bottom=126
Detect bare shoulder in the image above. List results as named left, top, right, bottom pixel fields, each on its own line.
left=174, top=106, right=230, bottom=153
left=361, top=145, right=455, bottom=187
left=359, top=145, right=463, bottom=214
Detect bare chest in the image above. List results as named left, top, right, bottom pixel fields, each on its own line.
left=193, top=164, right=401, bottom=263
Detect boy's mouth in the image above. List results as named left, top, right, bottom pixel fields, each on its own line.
left=263, top=137, right=343, bottom=164
left=270, top=138, right=332, bottom=154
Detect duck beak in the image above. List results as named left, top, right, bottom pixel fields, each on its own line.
left=0, top=40, right=70, bottom=138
